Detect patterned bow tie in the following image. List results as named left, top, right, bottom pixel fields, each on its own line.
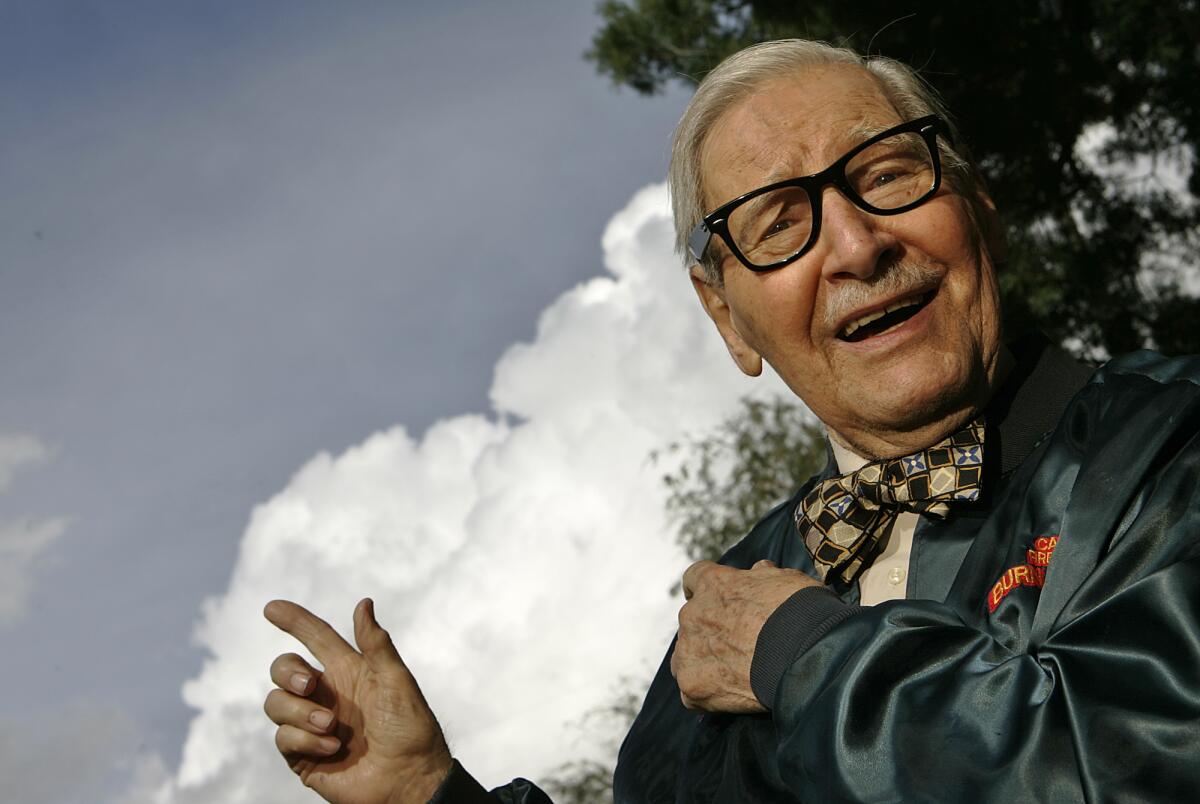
left=794, top=418, right=985, bottom=589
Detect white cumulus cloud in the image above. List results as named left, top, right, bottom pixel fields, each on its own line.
left=0, top=432, right=67, bottom=627
left=139, top=184, right=795, bottom=802
left=0, top=432, right=52, bottom=492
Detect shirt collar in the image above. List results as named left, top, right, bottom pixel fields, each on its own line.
left=826, top=334, right=1094, bottom=476
left=986, top=334, right=1095, bottom=475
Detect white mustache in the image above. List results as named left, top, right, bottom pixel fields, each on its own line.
left=822, top=261, right=941, bottom=330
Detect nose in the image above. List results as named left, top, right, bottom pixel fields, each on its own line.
left=815, top=186, right=899, bottom=282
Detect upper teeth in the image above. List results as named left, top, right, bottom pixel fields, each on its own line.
left=842, top=295, right=924, bottom=338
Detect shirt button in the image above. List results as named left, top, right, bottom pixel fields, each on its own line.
left=888, top=567, right=906, bottom=585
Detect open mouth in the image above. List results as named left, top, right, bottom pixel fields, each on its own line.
left=838, top=292, right=933, bottom=342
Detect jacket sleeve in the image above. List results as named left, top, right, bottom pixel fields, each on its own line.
left=428, top=760, right=554, bottom=804
left=758, top=556, right=1200, bottom=802
left=756, top=354, right=1200, bottom=802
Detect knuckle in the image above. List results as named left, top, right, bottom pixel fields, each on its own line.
left=270, top=652, right=304, bottom=677
left=367, top=626, right=390, bottom=649
left=684, top=560, right=719, bottom=592
left=674, top=664, right=693, bottom=694
left=263, top=689, right=300, bottom=724
left=275, top=724, right=317, bottom=756
left=678, top=688, right=701, bottom=710
left=672, top=660, right=712, bottom=700
left=274, top=726, right=291, bottom=754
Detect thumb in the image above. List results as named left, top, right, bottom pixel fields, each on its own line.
left=353, top=598, right=410, bottom=677
left=751, top=559, right=778, bottom=570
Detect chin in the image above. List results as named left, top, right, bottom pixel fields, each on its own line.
left=852, top=355, right=979, bottom=433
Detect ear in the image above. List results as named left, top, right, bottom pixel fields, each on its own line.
left=972, top=190, right=1007, bottom=263
left=689, top=266, right=763, bottom=377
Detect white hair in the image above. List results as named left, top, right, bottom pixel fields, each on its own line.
left=669, top=39, right=984, bottom=282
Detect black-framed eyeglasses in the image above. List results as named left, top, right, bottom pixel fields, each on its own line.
left=688, top=115, right=951, bottom=272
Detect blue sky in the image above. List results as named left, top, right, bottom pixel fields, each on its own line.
left=11, top=5, right=1189, bottom=802
left=0, top=3, right=725, bottom=800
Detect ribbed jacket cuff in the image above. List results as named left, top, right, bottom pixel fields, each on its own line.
left=750, top=586, right=862, bottom=708
left=427, top=758, right=499, bottom=804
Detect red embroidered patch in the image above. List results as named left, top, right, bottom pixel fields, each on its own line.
left=987, top=535, right=1059, bottom=613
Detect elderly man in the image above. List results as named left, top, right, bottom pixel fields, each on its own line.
left=262, top=39, right=1200, bottom=802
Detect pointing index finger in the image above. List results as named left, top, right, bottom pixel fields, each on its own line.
left=264, top=599, right=356, bottom=666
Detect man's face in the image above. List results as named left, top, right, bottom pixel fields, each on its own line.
left=693, top=66, right=1005, bottom=458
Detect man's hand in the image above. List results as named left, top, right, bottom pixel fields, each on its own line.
left=263, top=598, right=453, bottom=804
left=670, top=559, right=822, bottom=713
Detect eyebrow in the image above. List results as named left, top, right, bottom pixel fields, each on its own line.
left=848, top=121, right=891, bottom=142
left=757, top=121, right=893, bottom=185
left=715, top=119, right=904, bottom=215
left=737, top=190, right=787, bottom=228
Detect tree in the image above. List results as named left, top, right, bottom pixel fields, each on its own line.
left=655, top=396, right=826, bottom=561
left=543, top=12, right=1200, bottom=794
left=541, top=681, right=644, bottom=804
left=540, top=397, right=825, bottom=800
left=588, top=0, right=1200, bottom=358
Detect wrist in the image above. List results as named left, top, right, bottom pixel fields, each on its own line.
left=385, top=751, right=455, bottom=804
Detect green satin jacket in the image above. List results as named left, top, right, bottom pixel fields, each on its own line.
left=611, top=347, right=1200, bottom=803
left=438, top=343, right=1200, bottom=803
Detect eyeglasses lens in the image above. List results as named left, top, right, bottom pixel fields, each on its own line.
left=726, top=131, right=937, bottom=268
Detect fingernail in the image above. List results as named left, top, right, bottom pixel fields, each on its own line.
left=290, top=673, right=311, bottom=694
left=309, top=710, right=333, bottom=730
left=319, top=736, right=340, bottom=754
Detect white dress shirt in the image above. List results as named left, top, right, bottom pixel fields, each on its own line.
left=828, top=438, right=916, bottom=605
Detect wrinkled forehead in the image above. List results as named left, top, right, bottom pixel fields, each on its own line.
left=698, top=65, right=904, bottom=211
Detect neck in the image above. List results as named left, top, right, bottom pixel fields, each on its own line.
left=829, top=344, right=1015, bottom=460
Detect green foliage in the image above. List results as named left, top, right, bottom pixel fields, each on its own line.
left=542, top=760, right=614, bottom=804
left=656, top=396, right=826, bottom=560
left=587, top=0, right=759, bottom=93
left=541, top=399, right=824, bottom=800
left=540, top=682, right=643, bottom=804
left=588, top=0, right=1200, bottom=358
